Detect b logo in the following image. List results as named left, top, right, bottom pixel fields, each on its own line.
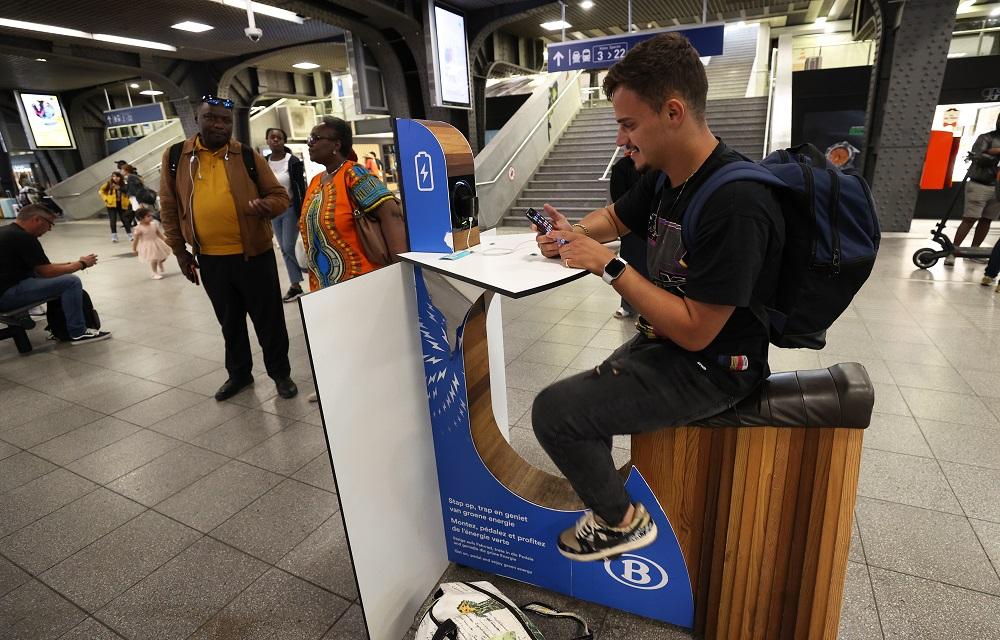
left=604, top=554, right=669, bottom=590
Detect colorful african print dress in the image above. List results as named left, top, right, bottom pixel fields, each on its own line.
left=299, top=161, right=396, bottom=289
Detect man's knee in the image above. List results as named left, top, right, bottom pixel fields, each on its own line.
left=531, top=382, right=573, bottom=445
left=55, top=274, right=83, bottom=290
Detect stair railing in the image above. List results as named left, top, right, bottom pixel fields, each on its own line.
left=476, top=70, right=584, bottom=188
left=762, top=47, right=778, bottom=158
left=599, top=146, right=621, bottom=182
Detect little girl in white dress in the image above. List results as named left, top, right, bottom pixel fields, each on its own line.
left=131, top=208, right=171, bottom=279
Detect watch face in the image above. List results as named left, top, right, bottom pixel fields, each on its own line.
left=605, top=257, right=626, bottom=279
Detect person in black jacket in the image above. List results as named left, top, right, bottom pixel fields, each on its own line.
left=608, top=148, right=649, bottom=318
left=264, top=127, right=309, bottom=302
left=948, top=115, right=1000, bottom=265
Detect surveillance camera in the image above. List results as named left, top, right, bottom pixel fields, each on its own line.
left=244, top=27, right=262, bottom=42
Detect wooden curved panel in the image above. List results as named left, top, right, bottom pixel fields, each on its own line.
left=416, top=119, right=475, bottom=176
left=463, top=297, right=629, bottom=511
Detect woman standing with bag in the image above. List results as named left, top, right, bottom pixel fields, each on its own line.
left=299, top=116, right=407, bottom=290
left=264, top=127, right=309, bottom=302
left=98, top=171, right=132, bottom=243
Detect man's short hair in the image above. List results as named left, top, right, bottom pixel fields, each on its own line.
left=603, top=32, right=709, bottom=121
left=17, top=203, right=54, bottom=221
left=319, top=116, right=353, bottom=157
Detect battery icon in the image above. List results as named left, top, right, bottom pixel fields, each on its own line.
left=415, top=151, right=434, bottom=192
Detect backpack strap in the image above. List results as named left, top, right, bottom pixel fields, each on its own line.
left=679, top=161, right=786, bottom=250
left=167, top=142, right=183, bottom=179
left=522, top=602, right=593, bottom=639
left=240, top=145, right=259, bottom=187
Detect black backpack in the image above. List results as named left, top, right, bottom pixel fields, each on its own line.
left=676, top=144, right=881, bottom=350
left=167, top=142, right=258, bottom=185
left=45, top=290, right=101, bottom=341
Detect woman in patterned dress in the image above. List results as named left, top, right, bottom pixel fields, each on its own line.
left=300, top=116, right=407, bottom=290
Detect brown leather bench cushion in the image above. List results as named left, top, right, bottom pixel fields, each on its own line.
left=693, top=362, right=874, bottom=429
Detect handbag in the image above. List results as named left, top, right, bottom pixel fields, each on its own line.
left=344, top=169, right=393, bottom=266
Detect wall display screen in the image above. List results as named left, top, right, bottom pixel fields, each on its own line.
left=432, top=4, right=471, bottom=108
left=14, top=92, right=75, bottom=149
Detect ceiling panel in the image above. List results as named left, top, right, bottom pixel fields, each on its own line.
left=253, top=42, right=349, bottom=72
left=0, top=0, right=343, bottom=61
left=0, top=54, right=133, bottom=91
left=500, top=0, right=819, bottom=40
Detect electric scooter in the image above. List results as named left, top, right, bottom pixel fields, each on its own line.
left=912, top=166, right=994, bottom=269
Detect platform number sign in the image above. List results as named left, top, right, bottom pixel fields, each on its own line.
left=546, top=24, right=724, bottom=73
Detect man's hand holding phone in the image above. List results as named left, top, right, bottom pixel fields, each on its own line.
left=530, top=204, right=573, bottom=258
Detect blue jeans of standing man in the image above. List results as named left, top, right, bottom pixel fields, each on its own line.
left=986, top=238, right=1000, bottom=279
left=271, top=207, right=304, bottom=287
left=0, top=275, right=85, bottom=337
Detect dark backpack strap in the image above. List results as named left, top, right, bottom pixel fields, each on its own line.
left=241, top=145, right=259, bottom=187
left=654, top=171, right=667, bottom=194
left=167, top=142, right=183, bottom=179
left=679, top=161, right=786, bottom=250
left=430, top=619, right=458, bottom=640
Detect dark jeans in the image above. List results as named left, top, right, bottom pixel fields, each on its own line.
left=618, top=234, right=649, bottom=314
left=199, top=249, right=291, bottom=381
left=107, top=207, right=132, bottom=235
left=532, top=335, right=763, bottom=525
left=0, top=275, right=85, bottom=337
left=987, top=238, right=1000, bottom=278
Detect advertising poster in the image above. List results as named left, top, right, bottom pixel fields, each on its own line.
left=16, top=92, right=74, bottom=149
left=433, top=5, right=471, bottom=107
left=932, top=102, right=1000, bottom=182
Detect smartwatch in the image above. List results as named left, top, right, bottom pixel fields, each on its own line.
left=601, top=255, right=628, bottom=284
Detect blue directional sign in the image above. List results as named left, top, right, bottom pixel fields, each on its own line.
left=103, top=103, right=166, bottom=127
left=547, top=24, right=725, bottom=72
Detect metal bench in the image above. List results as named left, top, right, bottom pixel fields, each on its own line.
left=0, top=298, right=56, bottom=354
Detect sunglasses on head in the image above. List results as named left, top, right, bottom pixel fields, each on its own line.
left=201, top=95, right=234, bottom=109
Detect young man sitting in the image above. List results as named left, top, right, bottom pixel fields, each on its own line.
left=531, top=33, right=785, bottom=561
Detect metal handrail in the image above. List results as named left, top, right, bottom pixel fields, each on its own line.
left=476, top=70, right=584, bottom=187
left=599, top=145, right=621, bottom=181
left=762, top=47, right=778, bottom=157
left=58, top=134, right=178, bottom=197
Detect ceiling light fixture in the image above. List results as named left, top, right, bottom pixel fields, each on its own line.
left=579, top=0, right=594, bottom=9
left=172, top=21, right=214, bottom=32
left=0, top=18, right=90, bottom=38
left=991, top=7, right=1000, bottom=16
left=35, top=57, right=47, bottom=62
left=129, top=83, right=140, bottom=88
left=0, top=18, right=177, bottom=51
left=540, top=20, right=572, bottom=30
left=292, top=61, right=321, bottom=69
left=93, top=34, right=177, bottom=51
left=214, top=0, right=304, bottom=24
left=139, top=89, right=165, bottom=95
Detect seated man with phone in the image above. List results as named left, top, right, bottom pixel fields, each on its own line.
left=527, top=33, right=785, bottom=561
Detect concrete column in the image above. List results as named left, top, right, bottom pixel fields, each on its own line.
left=866, top=0, right=960, bottom=231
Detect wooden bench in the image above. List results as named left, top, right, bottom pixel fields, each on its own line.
left=462, top=299, right=873, bottom=638
left=0, top=298, right=55, bottom=354
left=633, top=363, right=872, bottom=639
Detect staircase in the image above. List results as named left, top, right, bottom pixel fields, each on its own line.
left=501, top=25, right=768, bottom=226
left=502, top=96, right=768, bottom=225
left=705, top=24, right=759, bottom=100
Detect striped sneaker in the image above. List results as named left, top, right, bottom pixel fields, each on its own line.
left=557, top=503, right=657, bottom=562
left=70, top=328, right=112, bottom=345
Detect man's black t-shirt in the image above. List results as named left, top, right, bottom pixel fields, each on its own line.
left=613, top=141, right=785, bottom=376
left=0, top=224, right=50, bottom=297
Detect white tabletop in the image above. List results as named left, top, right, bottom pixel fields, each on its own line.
left=397, top=232, right=589, bottom=298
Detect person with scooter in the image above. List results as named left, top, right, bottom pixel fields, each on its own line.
left=946, top=115, right=1000, bottom=265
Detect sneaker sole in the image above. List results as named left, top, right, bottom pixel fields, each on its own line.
left=70, top=333, right=112, bottom=345
left=557, top=525, right=658, bottom=562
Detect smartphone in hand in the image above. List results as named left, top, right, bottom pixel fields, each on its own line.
left=525, top=207, right=553, bottom=234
